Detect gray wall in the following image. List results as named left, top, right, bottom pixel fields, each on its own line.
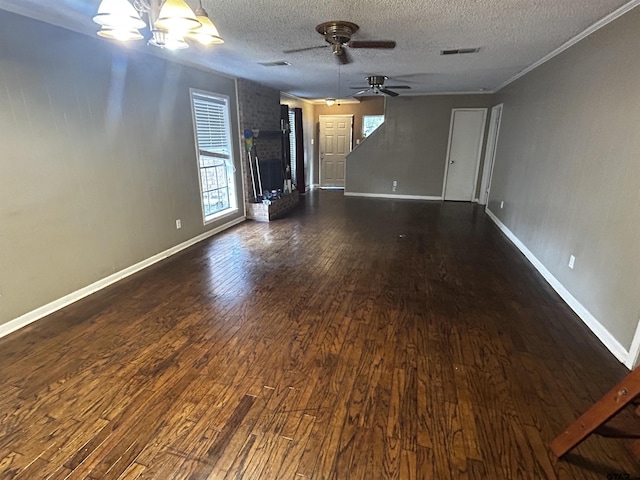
left=0, top=11, right=244, bottom=327
left=490, top=8, right=640, bottom=350
left=346, top=95, right=494, bottom=196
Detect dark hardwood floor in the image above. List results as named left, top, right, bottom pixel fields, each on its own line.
left=0, top=190, right=637, bottom=479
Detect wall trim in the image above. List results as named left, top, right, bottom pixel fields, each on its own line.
left=280, top=92, right=314, bottom=105
left=495, top=0, right=640, bottom=92
left=344, top=192, right=442, bottom=201
left=310, top=98, right=361, bottom=105
left=400, top=90, right=494, bottom=96
left=0, top=216, right=246, bottom=340
left=485, top=208, right=631, bottom=367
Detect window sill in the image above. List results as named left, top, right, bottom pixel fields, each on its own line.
left=203, top=207, right=239, bottom=226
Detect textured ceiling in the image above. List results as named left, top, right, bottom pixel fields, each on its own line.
left=0, top=0, right=633, bottom=99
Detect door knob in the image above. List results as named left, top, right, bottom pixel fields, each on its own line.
left=450, top=160, right=455, bottom=164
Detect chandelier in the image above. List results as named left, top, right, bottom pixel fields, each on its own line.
left=93, top=0, right=223, bottom=50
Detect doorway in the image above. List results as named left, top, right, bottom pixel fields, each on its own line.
left=442, top=108, right=487, bottom=201
left=478, top=104, right=503, bottom=205
left=319, top=114, right=353, bottom=188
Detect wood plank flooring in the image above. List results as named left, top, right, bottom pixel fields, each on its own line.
left=0, top=190, right=637, bottom=479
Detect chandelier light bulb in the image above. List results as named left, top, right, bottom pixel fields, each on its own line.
left=188, top=13, right=224, bottom=45
left=93, top=0, right=146, bottom=30
left=93, top=0, right=223, bottom=49
left=155, top=0, right=201, bottom=34
left=97, top=27, right=144, bottom=41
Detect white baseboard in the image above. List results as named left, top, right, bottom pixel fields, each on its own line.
left=0, top=216, right=246, bottom=340
left=344, top=192, right=443, bottom=201
left=626, top=320, right=640, bottom=369
left=485, top=208, right=630, bottom=368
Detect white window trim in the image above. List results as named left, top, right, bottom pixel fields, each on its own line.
left=189, top=88, right=238, bottom=225
left=288, top=108, right=296, bottom=186
left=362, top=114, right=385, bottom=138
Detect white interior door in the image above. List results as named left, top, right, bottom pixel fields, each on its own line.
left=443, top=108, right=488, bottom=201
left=319, top=115, right=352, bottom=188
left=478, top=104, right=503, bottom=205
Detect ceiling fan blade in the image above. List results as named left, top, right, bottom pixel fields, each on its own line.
left=379, top=88, right=399, bottom=97
left=348, top=40, right=396, bottom=49
left=353, top=89, right=370, bottom=96
left=349, top=86, right=370, bottom=89
left=385, top=85, right=411, bottom=89
left=336, top=48, right=351, bottom=64
left=283, top=45, right=328, bottom=54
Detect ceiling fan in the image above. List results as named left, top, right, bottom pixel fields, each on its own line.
left=283, top=21, right=396, bottom=64
left=351, top=76, right=411, bottom=97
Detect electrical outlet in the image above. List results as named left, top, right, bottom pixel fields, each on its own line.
left=500, top=201, right=504, bottom=209
left=392, top=180, right=397, bottom=192
left=568, top=254, right=575, bottom=269
left=176, top=219, right=182, bottom=229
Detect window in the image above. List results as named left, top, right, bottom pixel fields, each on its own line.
left=288, top=108, right=296, bottom=186
left=190, top=90, right=237, bottom=223
left=362, top=114, right=385, bottom=138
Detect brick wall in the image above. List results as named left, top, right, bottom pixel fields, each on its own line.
left=246, top=190, right=299, bottom=222
left=237, top=79, right=282, bottom=203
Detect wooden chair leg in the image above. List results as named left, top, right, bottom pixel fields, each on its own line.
left=551, top=367, right=640, bottom=457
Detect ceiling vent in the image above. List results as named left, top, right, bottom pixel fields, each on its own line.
left=440, top=47, right=480, bottom=56
left=258, top=61, right=291, bottom=67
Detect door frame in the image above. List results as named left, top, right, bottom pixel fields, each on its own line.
left=441, top=108, right=488, bottom=201
left=478, top=104, right=503, bottom=205
left=318, top=114, right=353, bottom=189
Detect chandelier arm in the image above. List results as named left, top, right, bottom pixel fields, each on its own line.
left=133, top=0, right=151, bottom=13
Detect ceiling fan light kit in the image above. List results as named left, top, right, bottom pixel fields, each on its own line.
left=350, top=75, right=411, bottom=97
left=93, top=0, right=223, bottom=49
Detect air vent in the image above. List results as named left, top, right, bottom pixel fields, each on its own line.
left=440, top=47, right=480, bottom=56
left=258, top=61, right=291, bottom=67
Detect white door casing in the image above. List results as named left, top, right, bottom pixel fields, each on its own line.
left=478, top=104, right=504, bottom=205
left=442, top=108, right=488, bottom=201
left=319, top=115, right=353, bottom=188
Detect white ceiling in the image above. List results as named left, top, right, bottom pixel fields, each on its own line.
left=0, top=0, right=633, bottom=99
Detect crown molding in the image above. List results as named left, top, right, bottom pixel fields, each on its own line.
left=309, top=98, right=361, bottom=105
left=280, top=91, right=315, bottom=105
left=495, top=0, right=640, bottom=92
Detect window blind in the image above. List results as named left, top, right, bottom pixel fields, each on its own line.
left=192, top=93, right=230, bottom=159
